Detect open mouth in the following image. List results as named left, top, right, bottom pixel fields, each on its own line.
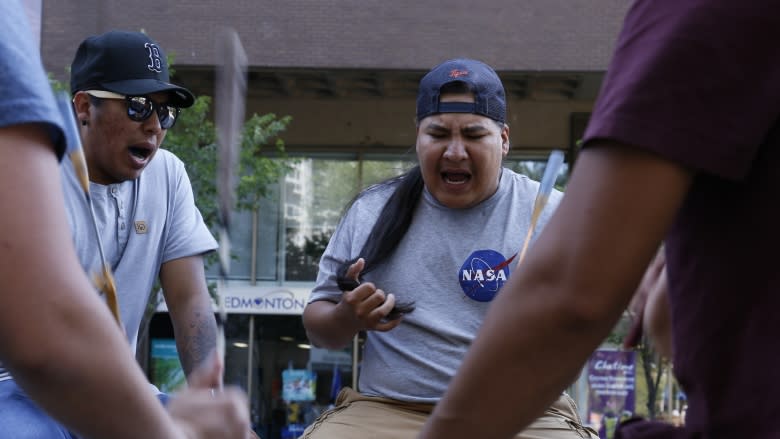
left=128, top=146, right=153, bottom=160
left=442, top=171, right=471, bottom=184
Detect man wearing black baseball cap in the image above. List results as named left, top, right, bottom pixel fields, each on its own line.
left=0, top=10, right=251, bottom=438
left=70, top=30, right=194, bottom=107
left=65, top=29, right=222, bottom=416
left=301, top=58, right=596, bottom=439
left=66, top=28, right=219, bottom=387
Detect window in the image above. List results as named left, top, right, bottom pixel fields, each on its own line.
left=283, top=157, right=414, bottom=282
left=209, top=153, right=566, bottom=284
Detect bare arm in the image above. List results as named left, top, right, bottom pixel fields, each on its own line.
left=0, top=125, right=253, bottom=439
left=420, top=143, right=693, bottom=439
left=303, top=258, right=401, bottom=349
left=160, top=255, right=218, bottom=380
left=0, top=124, right=184, bottom=438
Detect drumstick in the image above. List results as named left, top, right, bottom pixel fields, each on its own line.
left=516, top=150, right=564, bottom=269
left=56, top=92, right=122, bottom=326
left=214, top=28, right=248, bottom=379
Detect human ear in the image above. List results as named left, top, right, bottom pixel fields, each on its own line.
left=500, top=124, right=510, bottom=156
left=72, top=92, right=92, bottom=127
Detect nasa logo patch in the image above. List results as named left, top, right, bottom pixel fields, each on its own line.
left=459, top=249, right=512, bottom=302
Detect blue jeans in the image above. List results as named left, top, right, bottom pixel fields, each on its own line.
left=0, top=379, right=170, bottom=438
left=0, top=379, right=75, bottom=439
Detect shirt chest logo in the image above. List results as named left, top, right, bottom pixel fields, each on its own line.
left=459, top=249, right=514, bottom=302
left=134, top=221, right=148, bottom=234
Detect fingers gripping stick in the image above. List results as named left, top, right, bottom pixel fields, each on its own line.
left=516, top=150, right=564, bottom=269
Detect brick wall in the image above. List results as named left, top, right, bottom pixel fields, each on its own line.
left=42, top=0, right=630, bottom=75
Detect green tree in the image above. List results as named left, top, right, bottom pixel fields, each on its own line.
left=165, top=96, right=219, bottom=233
left=236, top=113, right=294, bottom=212
left=162, top=97, right=294, bottom=266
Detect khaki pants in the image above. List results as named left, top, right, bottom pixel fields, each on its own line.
left=301, top=388, right=598, bottom=439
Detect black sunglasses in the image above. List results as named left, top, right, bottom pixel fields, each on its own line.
left=84, top=90, right=181, bottom=129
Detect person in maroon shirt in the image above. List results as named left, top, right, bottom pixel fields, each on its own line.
left=419, top=1, right=780, bottom=438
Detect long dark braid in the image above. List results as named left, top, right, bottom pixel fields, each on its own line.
left=335, top=166, right=423, bottom=318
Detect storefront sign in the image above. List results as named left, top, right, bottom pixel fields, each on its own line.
left=587, top=349, right=636, bottom=439
left=222, top=288, right=308, bottom=314
left=157, top=284, right=311, bottom=315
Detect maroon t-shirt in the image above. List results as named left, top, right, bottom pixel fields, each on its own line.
left=583, top=1, right=780, bottom=437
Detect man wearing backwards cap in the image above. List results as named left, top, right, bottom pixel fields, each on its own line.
left=301, top=58, right=596, bottom=439
left=0, top=5, right=250, bottom=438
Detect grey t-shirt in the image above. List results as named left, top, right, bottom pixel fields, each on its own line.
left=309, top=168, right=562, bottom=403
left=60, top=149, right=217, bottom=353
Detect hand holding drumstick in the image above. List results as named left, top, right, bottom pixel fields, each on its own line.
left=516, top=150, right=564, bottom=269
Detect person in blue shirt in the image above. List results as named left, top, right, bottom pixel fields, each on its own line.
left=0, top=1, right=250, bottom=438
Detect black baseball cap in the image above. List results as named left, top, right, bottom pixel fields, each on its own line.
left=70, top=30, right=195, bottom=108
left=416, top=58, right=506, bottom=124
